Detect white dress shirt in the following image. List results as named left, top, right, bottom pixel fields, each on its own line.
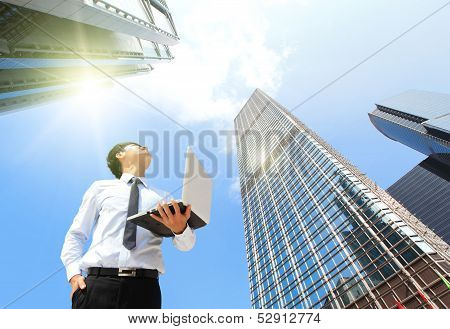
left=60, top=172, right=196, bottom=282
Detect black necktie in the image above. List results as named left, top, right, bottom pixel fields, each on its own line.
left=123, top=177, right=142, bottom=250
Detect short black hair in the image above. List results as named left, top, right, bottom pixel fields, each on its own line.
left=106, top=142, right=140, bottom=179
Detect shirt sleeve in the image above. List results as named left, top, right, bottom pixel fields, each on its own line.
left=60, top=182, right=100, bottom=282
left=171, top=222, right=196, bottom=251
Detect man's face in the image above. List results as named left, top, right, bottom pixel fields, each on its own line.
left=117, top=143, right=151, bottom=169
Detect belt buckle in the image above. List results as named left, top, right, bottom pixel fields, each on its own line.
left=118, top=268, right=137, bottom=277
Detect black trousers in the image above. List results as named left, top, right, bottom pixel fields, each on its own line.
left=71, top=274, right=162, bottom=309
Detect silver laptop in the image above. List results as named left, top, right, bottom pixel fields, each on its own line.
left=181, top=145, right=212, bottom=225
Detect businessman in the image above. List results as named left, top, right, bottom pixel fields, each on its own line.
left=60, top=142, right=196, bottom=309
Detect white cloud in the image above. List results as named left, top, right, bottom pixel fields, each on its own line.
left=262, top=0, right=310, bottom=6
left=119, top=0, right=305, bottom=201
left=125, top=0, right=296, bottom=127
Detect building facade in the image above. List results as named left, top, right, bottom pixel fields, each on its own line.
left=369, top=90, right=450, bottom=245
left=234, top=89, right=450, bottom=309
left=0, top=0, right=178, bottom=113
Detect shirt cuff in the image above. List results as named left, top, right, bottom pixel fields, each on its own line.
left=172, top=223, right=193, bottom=239
left=66, top=260, right=81, bottom=282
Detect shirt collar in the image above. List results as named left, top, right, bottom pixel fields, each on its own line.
left=119, top=172, right=148, bottom=188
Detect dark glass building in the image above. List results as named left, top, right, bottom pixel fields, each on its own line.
left=235, top=89, right=450, bottom=309
left=0, top=0, right=178, bottom=114
left=369, top=90, right=450, bottom=245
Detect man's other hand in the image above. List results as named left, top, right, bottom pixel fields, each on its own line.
left=69, top=274, right=86, bottom=299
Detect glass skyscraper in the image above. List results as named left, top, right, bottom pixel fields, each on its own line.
left=234, top=89, right=450, bottom=309
left=0, top=0, right=178, bottom=114
left=369, top=90, right=450, bottom=245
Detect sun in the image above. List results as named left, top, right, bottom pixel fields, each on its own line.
left=73, top=79, right=113, bottom=109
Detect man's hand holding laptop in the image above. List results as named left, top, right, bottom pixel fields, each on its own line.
left=150, top=199, right=192, bottom=234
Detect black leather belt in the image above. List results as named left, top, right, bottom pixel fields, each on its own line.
left=88, top=267, right=159, bottom=278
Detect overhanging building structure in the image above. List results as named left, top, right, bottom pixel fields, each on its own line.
left=234, top=89, right=450, bottom=309
left=369, top=90, right=450, bottom=245
left=0, top=0, right=178, bottom=114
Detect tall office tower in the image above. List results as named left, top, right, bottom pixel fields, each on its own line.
left=234, top=89, right=450, bottom=309
left=0, top=0, right=178, bottom=113
left=369, top=90, right=450, bottom=245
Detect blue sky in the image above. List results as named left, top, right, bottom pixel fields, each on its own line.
left=0, top=0, right=449, bottom=308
